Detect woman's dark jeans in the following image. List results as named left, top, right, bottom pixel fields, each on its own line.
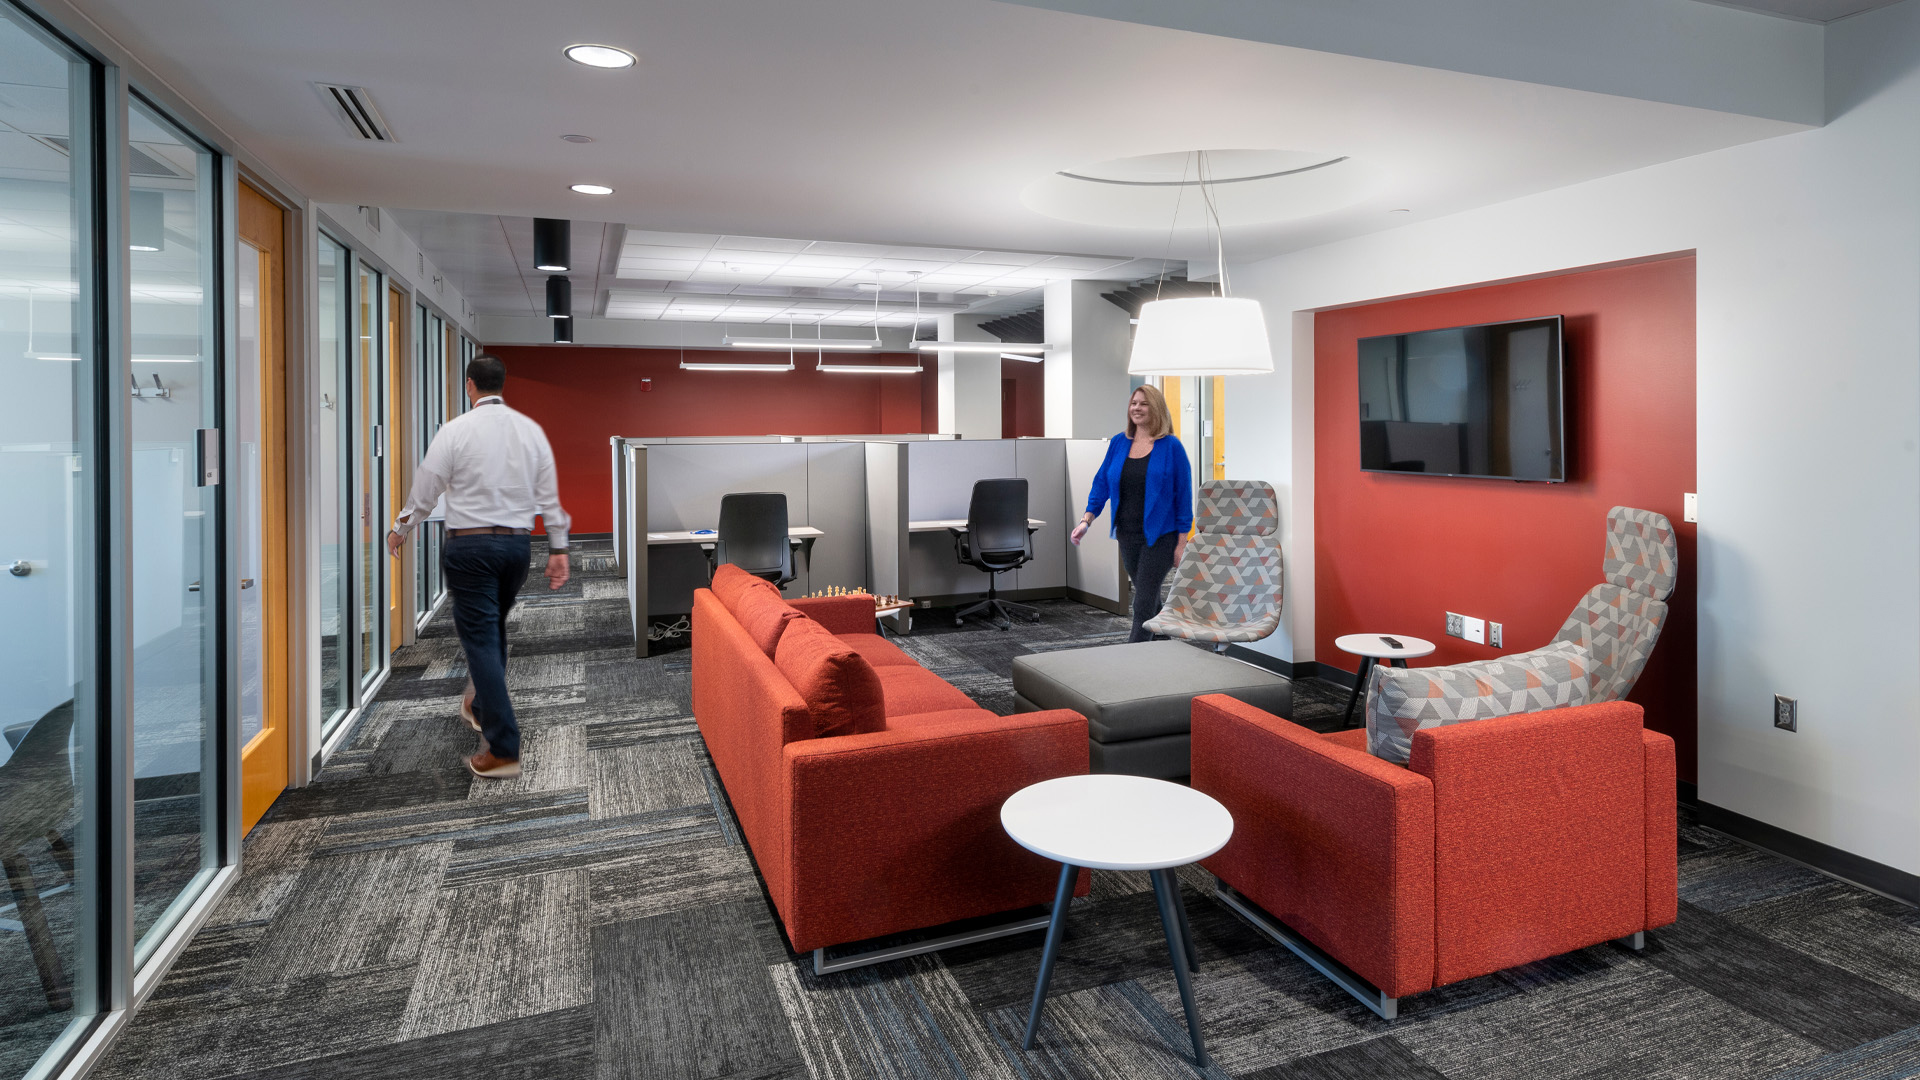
left=443, top=533, right=532, bottom=758
left=1118, top=529, right=1178, bottom=643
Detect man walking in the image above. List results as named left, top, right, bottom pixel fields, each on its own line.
left=387, top=353, right=569, bottom=779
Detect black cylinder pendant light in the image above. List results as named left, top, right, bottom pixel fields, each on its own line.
left=545, top=275, right=572, bottom=320
left=533, top=218, right=570, bottom=272
left=554, top=315, right=575, bottom=344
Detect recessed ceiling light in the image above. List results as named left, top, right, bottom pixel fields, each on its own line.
left=570, top=183, right=614, bottom=195
left=855, top=282, right=882, bottom=291
left=563, top=44, right=637, bottom=69
left=560, top=134, right=595, bottom=143
left=1388, top=208, right=1412, bottom=214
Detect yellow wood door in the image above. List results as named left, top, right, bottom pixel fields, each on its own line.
left=237, top=182, right=289, bottom=834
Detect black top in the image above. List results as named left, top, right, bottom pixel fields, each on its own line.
left=1116, top=452, right=1149, bottom=535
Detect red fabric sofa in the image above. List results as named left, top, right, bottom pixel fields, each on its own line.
left=692, top=566, right=1088, bottom=959
left=1192, top=694, right=1677, bottom=1009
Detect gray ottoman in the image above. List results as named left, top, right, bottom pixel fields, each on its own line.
left=1012, top=641, right=1292, bottom=779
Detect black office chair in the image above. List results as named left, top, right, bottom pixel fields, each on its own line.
left=1, top=702, right=78, bottom=1011
left=951, top=478, right=1039, bottom=629
left=712, top=491, right=797, bottom=589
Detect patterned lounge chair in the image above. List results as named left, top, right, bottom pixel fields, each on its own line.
left=1143, top=480, right=1283, bottom=649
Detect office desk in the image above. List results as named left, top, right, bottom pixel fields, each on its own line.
left=908, top=519, right=1046, bottom=532
left=647, top=526, right=825, bottom=547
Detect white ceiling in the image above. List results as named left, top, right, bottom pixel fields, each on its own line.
left=1698, top=0, right=1905, bottom=21
left=65, top=0, right=1814, bottom=286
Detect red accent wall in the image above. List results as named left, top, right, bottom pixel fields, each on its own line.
left=1314, top=256, right=1698, bottom=780
left=490, top=345, right=931, bottom=536
left=1001, top=357, right=1045, bottom=438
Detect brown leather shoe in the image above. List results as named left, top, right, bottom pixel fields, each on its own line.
left=467, top=749, right=521, bottom=779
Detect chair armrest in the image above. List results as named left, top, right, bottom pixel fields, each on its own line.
left=780, top=709, right=1088, bottom=953
left=1190, top=694, right=1436, bottom=999
left=1643, top=728, right=1678, bottom=929
left=789, top=593, right=876, bottom=636
left=1409, top=701, right=1651, bottom=984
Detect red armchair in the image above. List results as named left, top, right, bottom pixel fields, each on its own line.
left=1191, top=694, right=1676, bottom=1017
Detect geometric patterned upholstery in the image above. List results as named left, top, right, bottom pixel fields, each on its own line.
left=1144, top=480, right=1283, bottom=644
left=1194, top=481, right=1280, bottom=536
left=1603, top=506, right=1678, bottom=601
left=1363, top=639, right=1593, bottom=765
left=1553, top=583, right=1669, bottom=703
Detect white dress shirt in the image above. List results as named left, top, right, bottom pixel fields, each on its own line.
left=392, top=396, right=571, bottom=551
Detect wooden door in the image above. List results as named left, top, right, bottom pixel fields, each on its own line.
left=237, top=181, right=289, bottom=833
left=388, top=286, right=407, bottom=646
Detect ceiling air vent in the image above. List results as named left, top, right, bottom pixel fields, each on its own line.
left=315, top=83, right=395, bottom=142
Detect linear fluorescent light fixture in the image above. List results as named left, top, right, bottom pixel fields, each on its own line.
left=817, top=361, right=923, bottom=375
left=1001, top=352, right=1043, bottom=363
left=680, top=360, right=794, bottom=372
left=725, top=336, right=879, bottom=351
left=533, top=218, right=570, bottom=271
left=909, top=340, right=1050, bottom=354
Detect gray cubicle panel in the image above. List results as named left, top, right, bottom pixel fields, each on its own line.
left=897, top=439, right=1072, bottom=605
left=610, top=436, right=628, bottom=572
left=1064, top=438, right=1125, bottom=613
left=625, top=442, right=647, bottom=652
left=627, top=440, right=870, bottom=651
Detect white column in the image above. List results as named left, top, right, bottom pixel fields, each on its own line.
left=1043, top=279, right=1133, bottom=438
left=936, top=313, right=1002, bottom=438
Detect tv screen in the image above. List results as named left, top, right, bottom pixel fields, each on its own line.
left=1357, top=315, right=1565, bottom=482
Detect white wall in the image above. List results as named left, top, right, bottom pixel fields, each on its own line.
left=1043, top=279, right=1133, bottom=438
left=1224, top=0, right=1920, bottom=874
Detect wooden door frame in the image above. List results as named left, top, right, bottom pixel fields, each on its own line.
left=237, top=181, right=289, bottom=834
left=387, top=285, right=410, bottom=648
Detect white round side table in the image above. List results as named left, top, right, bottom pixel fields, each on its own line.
left=1334, top=633, right=1437, bottom=728
left=1000, top=774, right=1234, bottom=1068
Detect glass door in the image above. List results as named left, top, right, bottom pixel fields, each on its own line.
left=353, top=263, right=385, bottom=691
left=126, top=95, right=220, bottom=960
left=316, top=237, right=350, bottom=736
left=235, top=181, right=288, bottom=834
left=0, top=6, right=100, bottom=1063
left=386, top=285, right=405, bottom=646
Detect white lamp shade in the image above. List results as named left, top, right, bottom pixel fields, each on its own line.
left=1127, top=296, right=1273, bottom=376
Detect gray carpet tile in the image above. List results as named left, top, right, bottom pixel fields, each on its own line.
left=1242, top=1036, right=1449, bottom=1080
left=89, top=536, right=1920, bottom=1080
left=594, top=900, right=800, bottom=1080
left=399, top=870, right=592, bottom=1039
left=1642, top=902, right=1920, bottom=1053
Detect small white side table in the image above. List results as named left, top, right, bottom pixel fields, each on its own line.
left=1000, top=774, right=1234, bottom=1068
left=1334, top=633, right=1438, bottom=728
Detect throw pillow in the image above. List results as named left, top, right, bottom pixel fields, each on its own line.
left=711, top=563, right=775, bottom=614
left=1365, top=639, right=1593, bottom=765
left=735, top=586, right=803, bottom=659
left=774, top=617, right=886, bottom=738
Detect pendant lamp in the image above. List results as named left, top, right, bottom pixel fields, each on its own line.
left=1126, top=151, right=1273, bottom=376
left=546, top=275, right=571, bottom=320
left=533, top=218, right=570, bottom=272
left=553, top=316, right=574, bottom=344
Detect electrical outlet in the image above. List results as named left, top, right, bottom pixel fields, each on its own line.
left=1463, top=615, right=1486, bottom=645
left=1684, top=492, right=1698, bottom=523
left=1445, top=612, right=1465, bottom=638
left=1774, top=694, right=1797, bottom=732
left=1489, top=622, right=1503, bottom=648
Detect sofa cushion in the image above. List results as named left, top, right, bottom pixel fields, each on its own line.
left=736, top=587, right=803, bottom=659
left=839, top=633, right=919, bottom=668
left=877, top=667, right=977, bottom=717
left=774, top=617, right=886, bottom=738
left=712, top=562, right=777, bottom=614
left=885, top=707, right=1000, bottom=732
left=1365, top=640, right=1593, bottom=765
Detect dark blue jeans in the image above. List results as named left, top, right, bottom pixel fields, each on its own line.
left=443, top=534, right=531, bottom=758
left=1118, top=529, right=1178, bottom=643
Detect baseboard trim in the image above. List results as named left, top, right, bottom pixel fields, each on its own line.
left=1063, top=587, right=1127, bottom=617
left=1697, top=800, right=1920, bottom=908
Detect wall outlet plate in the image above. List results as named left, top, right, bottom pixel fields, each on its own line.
left=1463, top=615, right=1486, bottom=645
left=1445, top=612, right=1465, bottom=638
left=1489, top=622, right=1503, bottom=648
left=1684, top=492, right=1698, bottom=523
left=1774, top=694, right=1797, bottom=731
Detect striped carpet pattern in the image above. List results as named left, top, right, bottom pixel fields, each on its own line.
left=88, top=539, right=1920, bottom=1080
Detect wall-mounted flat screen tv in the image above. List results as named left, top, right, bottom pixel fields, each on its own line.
left=1357, top=315, right=1565, bottom=482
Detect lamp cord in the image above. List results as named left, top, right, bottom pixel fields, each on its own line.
left=1198, top=150, right=1230, bottom=297
left=1153, top=152, right=1194, bottom=305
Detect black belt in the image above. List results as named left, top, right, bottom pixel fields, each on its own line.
left=448, top=526, right=531, bottom=536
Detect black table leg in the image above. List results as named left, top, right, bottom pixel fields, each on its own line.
left=1341, top=655, right=1375, bottom=728
left=1150, top=868, right=1208, bottom=1068
left=1170, top=874, right=1199, bottom=974
left=1391, top=657, right=1408, bottom=669
left=1022, top=862, right=1079, bottom=1051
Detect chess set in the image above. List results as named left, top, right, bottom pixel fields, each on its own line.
left=802, top=585, right=912, bottom=613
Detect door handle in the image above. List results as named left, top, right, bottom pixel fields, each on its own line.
left=8, top=560, right=30, bottom=577
left=240, top=578, right=255, bottom=589
left=188, top=580, right=201, bottom=593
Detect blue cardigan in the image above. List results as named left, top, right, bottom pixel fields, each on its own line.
left=1084, top=432, right=1194, bottom=546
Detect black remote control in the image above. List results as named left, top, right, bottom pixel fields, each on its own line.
left=1381, top=636, right=1403, bottom=649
